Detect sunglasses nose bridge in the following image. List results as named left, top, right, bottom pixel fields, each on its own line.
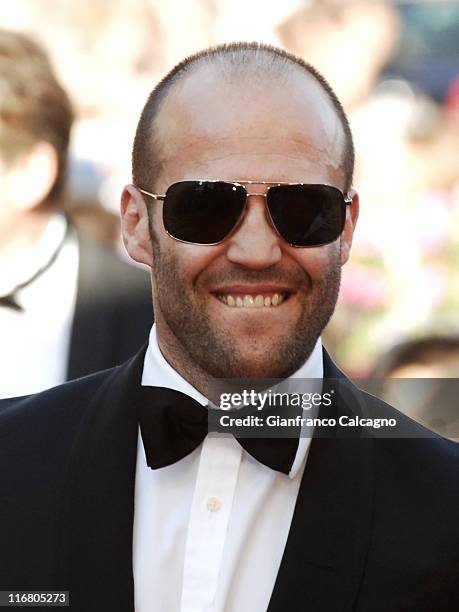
left=244, top=189, right=280, bottom=240
left=224, top=189, right=282, bottom=267
left=245, top=191, right=267, bottom=199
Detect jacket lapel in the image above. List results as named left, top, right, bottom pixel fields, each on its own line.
left=60, top=346, right=148, bottom=612
left=268, top=349, right=375, bottom=612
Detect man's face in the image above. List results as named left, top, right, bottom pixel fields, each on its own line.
left=124, top=67, right=358, bottom=379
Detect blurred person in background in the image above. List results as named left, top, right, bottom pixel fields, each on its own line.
left=370, top=335, right=459, bottom=440
left=276, top=0, right=401, bottom=109
left=0, top=42, right=458, bottom=611
left=0, top=29, right=153, bottom=399
left=66, top=202, right=124, bottom=252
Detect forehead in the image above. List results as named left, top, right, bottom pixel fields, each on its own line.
left=153, top=63, right=344, bottom=184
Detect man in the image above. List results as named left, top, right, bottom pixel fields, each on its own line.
left=1, top=42, right=458, bottom=611
left=0, top=30, right=152, bottom=398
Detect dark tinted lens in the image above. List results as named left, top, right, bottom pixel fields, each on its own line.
left=163, top=181, right=246, bottom=244
left=267, top=184, right=346, bottom=246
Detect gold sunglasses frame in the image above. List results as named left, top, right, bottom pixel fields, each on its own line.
left=136, top=180, right=352, bottom=248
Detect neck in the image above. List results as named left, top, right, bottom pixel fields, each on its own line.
left=154, top=318, right=291, bottom=406
left=155, top=316, right=213, bottom=399
left=0, top=208, right=53, bottom=271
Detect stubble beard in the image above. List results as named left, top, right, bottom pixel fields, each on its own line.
left=152, top=243, right=341, bottom=381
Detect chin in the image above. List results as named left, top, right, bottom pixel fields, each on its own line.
left=212, top=353, right=296, bottom=380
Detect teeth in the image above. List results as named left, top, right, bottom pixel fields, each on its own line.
left=218, top=292, right=286, bottom=308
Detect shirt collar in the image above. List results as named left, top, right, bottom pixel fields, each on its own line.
left=0, top=212, right=68, bottom=294
left=142, top=323, right=323, bottom=479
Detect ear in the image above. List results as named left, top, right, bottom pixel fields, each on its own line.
left=9, top=142, right=58, bottom=210
left=120, top=184, right=154, bottom=267
left=340, top=188, right=359, bottom=265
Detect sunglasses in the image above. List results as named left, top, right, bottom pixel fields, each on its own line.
left=137, top=180, right=352, bottom=248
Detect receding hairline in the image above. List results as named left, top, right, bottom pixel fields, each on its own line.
left=132, top=42, right=354, bottom=192
left=156, top=54, right=340, bottom=125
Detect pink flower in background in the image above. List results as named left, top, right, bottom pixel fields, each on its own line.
left=340, top=264, right=388, bottom=309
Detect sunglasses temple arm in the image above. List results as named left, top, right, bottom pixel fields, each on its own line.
left=137, top=187, right=166, bottom=201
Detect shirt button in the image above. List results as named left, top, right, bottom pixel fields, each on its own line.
left=206, top=496, right=222, bottom=512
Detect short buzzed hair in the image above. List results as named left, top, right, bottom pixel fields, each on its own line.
left=0, top=30, right=73, bottom=205
left=132, top=42, right=354, bottom=193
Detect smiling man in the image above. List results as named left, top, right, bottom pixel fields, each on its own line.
left=125, top=47, right=356, bottom=387
left=1, top=43, right=458, bottom=612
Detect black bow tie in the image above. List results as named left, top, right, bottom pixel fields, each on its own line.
left=138, top=386, right=301, bottom=475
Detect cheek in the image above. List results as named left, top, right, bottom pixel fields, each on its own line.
left=153, top=236, right=220, bottom=288
left=291, top=243, right=341, bottom=282
left=176, top=248, right=213, bottom=285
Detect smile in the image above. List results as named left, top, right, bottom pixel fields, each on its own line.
left=214, top=292, right=289, bottom=308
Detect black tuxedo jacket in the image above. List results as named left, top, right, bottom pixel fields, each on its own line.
left=66, top=234, right=153, bottom=380
left=1, top=347, right=458, bottom=611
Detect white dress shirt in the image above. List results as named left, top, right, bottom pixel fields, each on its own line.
left=134, top=324, right=323, bottom=612
left=0, top=213, right=79, bottom=398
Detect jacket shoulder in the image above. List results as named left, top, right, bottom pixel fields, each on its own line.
left=0, top=367, right=117, bottom=446
left=332, top=378, right=459, bottom=503
left=0, top=366, right=123, bottom=590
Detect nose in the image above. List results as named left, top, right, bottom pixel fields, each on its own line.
left=225, top=195, right=282, bottom=269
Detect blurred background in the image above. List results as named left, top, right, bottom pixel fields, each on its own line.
left=1, top=0, right=458, bottom=383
